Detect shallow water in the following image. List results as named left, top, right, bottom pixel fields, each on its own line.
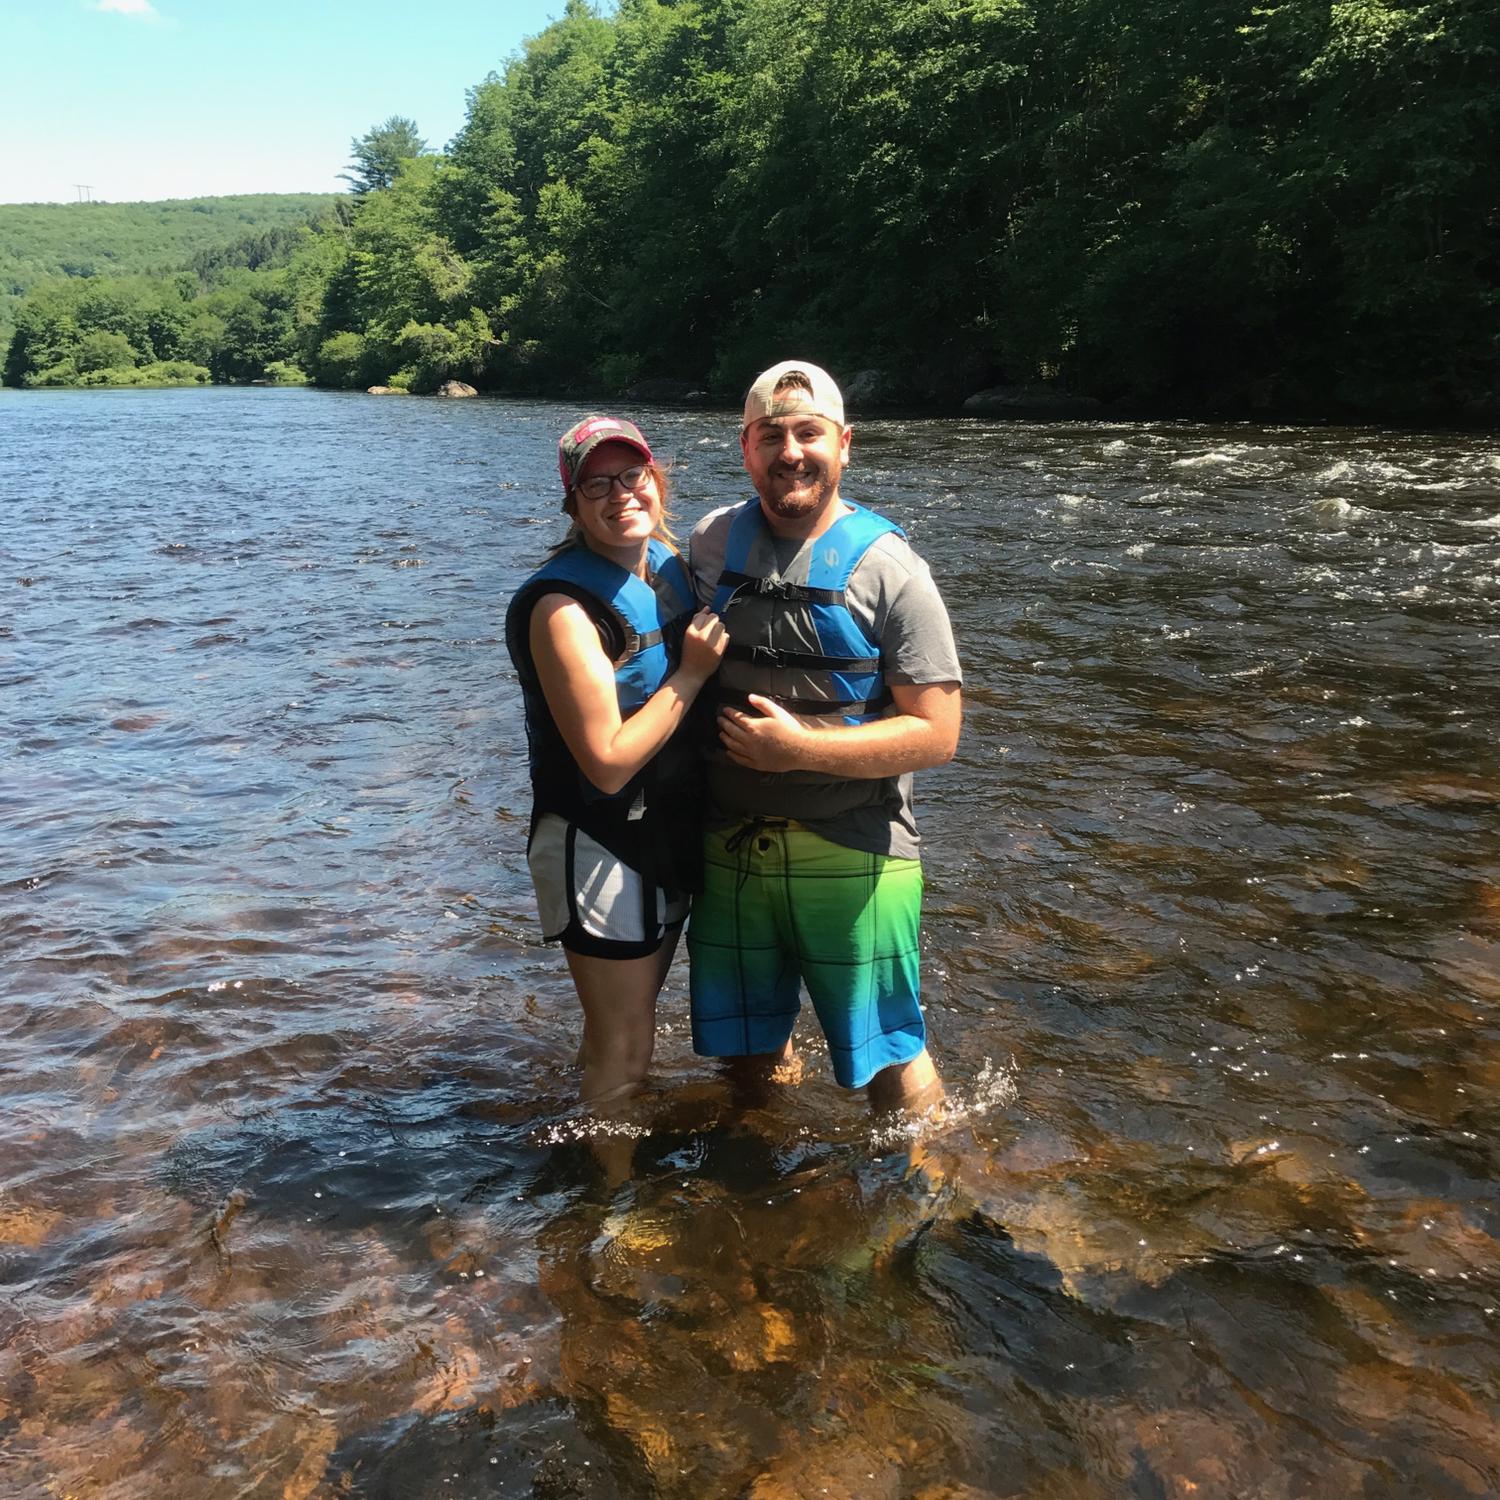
left=2, top=386, right=1498, bottom=1497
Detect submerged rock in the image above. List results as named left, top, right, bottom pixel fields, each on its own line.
left=747, top=1434, right=903, bottom=1500
left=963, top=384, right=1102, bottom=416
left=365, top=385, right=407, bottom=396
left=622, top=377, right=710, bottom=403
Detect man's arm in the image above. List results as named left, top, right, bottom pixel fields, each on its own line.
left=717, top=680, right=961, bottom=777
left=685, top=509, right=728, bottom=609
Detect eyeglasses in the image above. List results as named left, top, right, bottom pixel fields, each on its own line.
left=575, top=465, right=650, bottom=501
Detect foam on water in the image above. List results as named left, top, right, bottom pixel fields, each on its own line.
left=1172, top=450, right=1241, bottom=468
left=1311, top=496, right=1370, bottom=521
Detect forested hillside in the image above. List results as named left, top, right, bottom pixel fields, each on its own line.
left=6, top=0, right=1497, bottom=417
left=0, top=195, right=339, bottom=350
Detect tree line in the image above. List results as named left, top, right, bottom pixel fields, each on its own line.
left=6, top=0, right=1497, bottom=416
left=0, top=194, right=337, bottom=356
left=1, top=207, right=351, bottom=389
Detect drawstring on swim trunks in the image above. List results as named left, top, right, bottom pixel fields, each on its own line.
left=723, top=816, right=790, bottom=855
left=723, top=816, right=791, bottom=893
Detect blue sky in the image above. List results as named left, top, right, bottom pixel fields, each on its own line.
left=1, top=0, right=571, bottom=203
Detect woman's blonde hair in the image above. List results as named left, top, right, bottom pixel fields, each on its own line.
left=549, top=459, right=679, bottom=558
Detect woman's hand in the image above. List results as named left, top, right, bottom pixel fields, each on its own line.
left=678, top=609, right=727, bottom=684
left=531, top=598, right=728, bottom=796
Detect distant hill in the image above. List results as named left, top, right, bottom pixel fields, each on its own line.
left=0, top=193, right=341, bottom=346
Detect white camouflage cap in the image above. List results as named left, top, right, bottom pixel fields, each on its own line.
left=741, top=360, right=845, bottom=429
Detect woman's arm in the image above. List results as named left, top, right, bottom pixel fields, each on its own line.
left=529, top=594, right=726, bottom=796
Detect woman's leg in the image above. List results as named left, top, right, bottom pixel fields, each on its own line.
left=564, top=930, right=680, bottom=1105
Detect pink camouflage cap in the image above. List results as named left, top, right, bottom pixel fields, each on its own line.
left=557, top=414, right=654, bottom=498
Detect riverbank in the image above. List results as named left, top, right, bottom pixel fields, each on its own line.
left=357, top=371, right=1500, bottom=430
left=11, top=366, right=1499, bottom=428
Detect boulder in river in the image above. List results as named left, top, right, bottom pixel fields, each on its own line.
left=622, top=377, right=710, bottom=404
left=842, top=368, right=901, bottom=408
left=365, top=386, right=407, bottom=396
left=435, top=380, right=478, bottom=398
left=963, top=384, right=1102, bottom=416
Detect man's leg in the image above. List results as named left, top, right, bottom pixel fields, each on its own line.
left=781, top=828, right=939, bottom=1108
left=719, top=1037, right=801, bottom=1108
left=688, top=824, right=803, bottom=1078
left=866, top=1047, right=944, bottom=1114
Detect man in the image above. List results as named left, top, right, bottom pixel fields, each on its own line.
left=686, top=360, right=962, bottom=1113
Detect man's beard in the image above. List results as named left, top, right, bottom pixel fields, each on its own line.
left=759, top=461, right=838, bottom=518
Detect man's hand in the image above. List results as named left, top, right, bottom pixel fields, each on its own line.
left=717, top=681, right=961, bottom=780
left=718, top=693, right=808, bottom=772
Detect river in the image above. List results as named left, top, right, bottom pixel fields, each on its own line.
left=2, top=385, right=1498, bottom=1497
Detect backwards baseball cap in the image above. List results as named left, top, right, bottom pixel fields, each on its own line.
left=742, top=359, right=845, bottom=430
left=557, top=414, right=654, bottom=497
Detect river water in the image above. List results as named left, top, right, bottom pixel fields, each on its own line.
left=2, top=386, right=1498, bottom=1498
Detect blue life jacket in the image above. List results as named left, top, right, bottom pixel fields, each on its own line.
left=710, top=499, right=902, bottom=726
left=505, top=539, right=698, bottom=864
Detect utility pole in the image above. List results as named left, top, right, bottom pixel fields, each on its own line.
left=74, top=184, right=95, bottom=203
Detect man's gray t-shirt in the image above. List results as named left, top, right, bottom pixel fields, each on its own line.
left=687, top=500, right=962, bottom=859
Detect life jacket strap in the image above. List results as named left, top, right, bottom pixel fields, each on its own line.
left=718, top=571, right=845, bottom=607
left=719, top=687, right=893, bottom=718
left=725, top=642, right=880, bottom=673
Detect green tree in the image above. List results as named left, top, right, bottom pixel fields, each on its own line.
left=345, top=155, right=474, bottom=374
left=4, top=277, right=85, bottom=385
left=209, top=271, right=297, bottom=381
left=315, top=330, right=380, bottom=389
left=76, top=329, right=139, bottom=372
left=283, top=213, right=360, bottom=378
left=389, top=307, right=494, bottom=390
left=341, top=116, right=429, bottom=195
left=578, top=0, right=744, bottom=385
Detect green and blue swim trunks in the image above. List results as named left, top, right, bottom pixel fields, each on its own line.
left=687, top=819, right=926, bottom=1089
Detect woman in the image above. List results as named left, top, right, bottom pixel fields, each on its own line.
left=505, top=416, right=726, bottom=1105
